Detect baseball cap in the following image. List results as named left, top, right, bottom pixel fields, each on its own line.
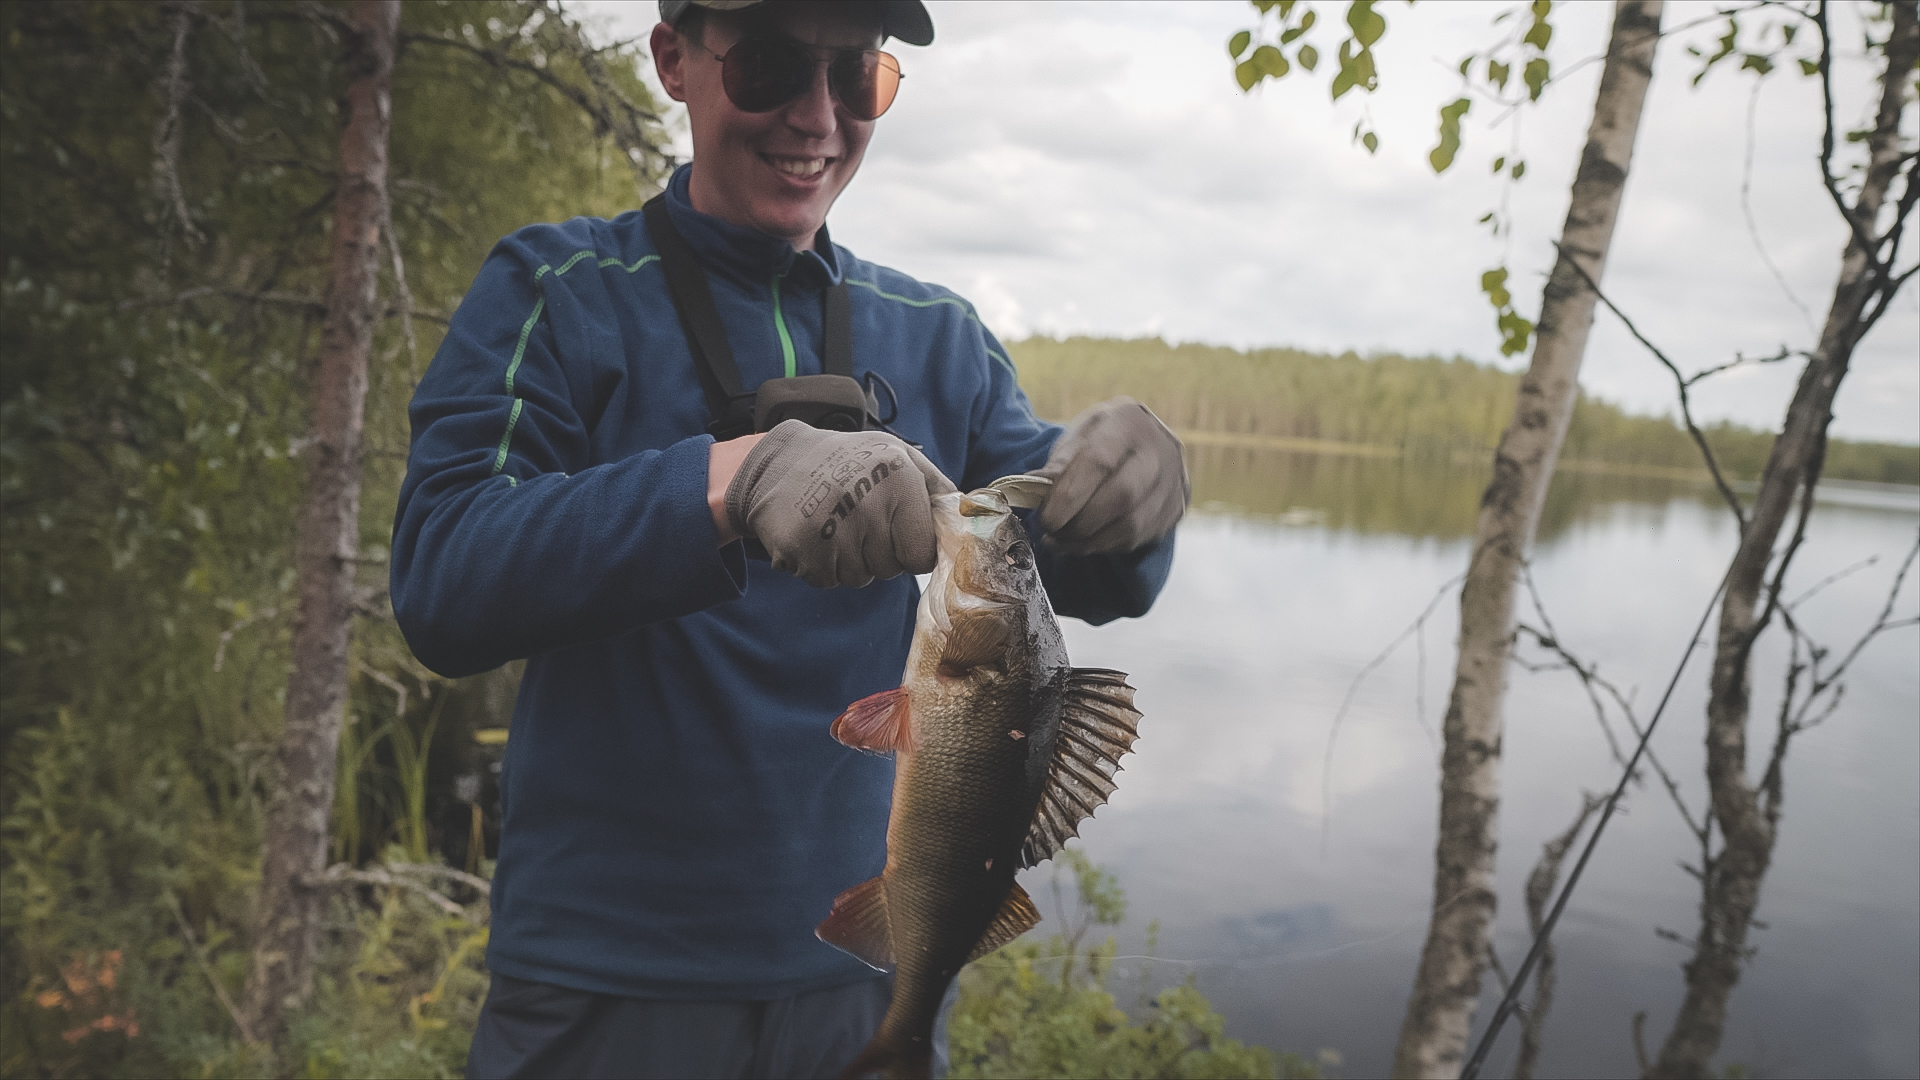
left=658, top=0, right=935, bottom=47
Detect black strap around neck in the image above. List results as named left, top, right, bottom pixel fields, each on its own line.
left=642, top=195, right=854, bottom=438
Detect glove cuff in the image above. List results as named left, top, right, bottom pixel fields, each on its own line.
left=723, top=422, right=810, bottom=538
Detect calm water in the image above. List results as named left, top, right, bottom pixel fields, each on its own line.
left=1026, top=447, right=1920, bottom=1078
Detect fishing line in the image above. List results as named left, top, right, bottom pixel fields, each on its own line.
left=1459, top=562, right=1735, bottom=1080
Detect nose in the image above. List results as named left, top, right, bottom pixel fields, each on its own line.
left=781, top=61, right=839, bottom=141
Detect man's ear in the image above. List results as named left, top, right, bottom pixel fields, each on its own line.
left=651, top=22, right=690, bottom=103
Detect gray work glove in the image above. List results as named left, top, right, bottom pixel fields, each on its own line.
left=1035, top=397, right=1189, bottom=555
left=725, top=420, right=957, bottom=588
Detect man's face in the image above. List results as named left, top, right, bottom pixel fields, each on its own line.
left=652, top=4, right=884, bottom=250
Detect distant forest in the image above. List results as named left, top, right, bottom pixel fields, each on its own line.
left=1007, top=337, right=1920, bottom=486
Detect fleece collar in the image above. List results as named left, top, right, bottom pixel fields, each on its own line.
left=662, top=163, right=844, bottom=288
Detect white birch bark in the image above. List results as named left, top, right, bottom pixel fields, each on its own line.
left=1391, top=4, right=1663, bottom=1074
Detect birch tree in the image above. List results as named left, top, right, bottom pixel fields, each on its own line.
left=1642, top=3, right=1920, bottom=1074
left=241, top=0, right=399, bottom=1040
left=1391, top=7, right=1662, bottom=1073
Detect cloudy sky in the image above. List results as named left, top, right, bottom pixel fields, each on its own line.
left=580, top=0, right=1919, bottom=444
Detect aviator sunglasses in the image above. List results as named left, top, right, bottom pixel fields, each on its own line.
left=704, top=31, right=903, bottom=122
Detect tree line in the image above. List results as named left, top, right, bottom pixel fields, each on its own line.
left=1008, top=336, right=1919, bottom=486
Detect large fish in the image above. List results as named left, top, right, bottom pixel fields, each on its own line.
left=817, top=477, right=1143, bottom=1079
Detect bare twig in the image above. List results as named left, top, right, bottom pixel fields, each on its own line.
left=1553, top=243, right=1758, bottom=529
left=309, top=863, right=477, bottom=921
left=152, top=1, right=205, bottom=246
left=1321, top=572, right=1464, bottom=850
left=1740, top=75, right=1817, bottom=332
left=163, top=890, right=256, bottom=1044
left=213, top=607, right=278, bottom=673
left=1512, top=792, right=1605, bottom=1080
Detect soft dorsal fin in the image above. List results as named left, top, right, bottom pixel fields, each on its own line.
left=966, top=882, right=1042, bottom=962
left=831, top=687, right=913, bottom=755
left=815, top=875, right=893, bottom=971
left=1021, top=669, right=1141, bottom=869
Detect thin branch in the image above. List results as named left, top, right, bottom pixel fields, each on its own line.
left=163, top=890, right=256, bottom=1044
left=1740, top=75, right=1817, bottom=332
left=213, top=607, right=278, bottom=673
left=1815, top=2, right=1879, bottom=260
left=1553, top=243, right=1751, bottom=529
left=1320, top=572, right=1463, bottom=851
left=309, top=863, right=475, bottom=921
left=152, top=0, right=205, bottom=247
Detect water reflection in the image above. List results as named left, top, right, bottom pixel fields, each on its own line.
left=1186, top=443, right=1725, bottom=541
left=1034, top=448, right=1919, bottom=1079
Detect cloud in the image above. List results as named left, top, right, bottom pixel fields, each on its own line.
left=581, top=0, right=1918, bottom=443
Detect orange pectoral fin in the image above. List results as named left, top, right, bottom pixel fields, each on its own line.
left=830, top=687, right=913, bottom=754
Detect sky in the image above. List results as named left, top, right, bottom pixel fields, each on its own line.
left=578, top=0, right=1920, bottom=445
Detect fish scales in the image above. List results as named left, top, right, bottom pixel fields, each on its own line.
left=817, top=485, right=1140, bottom=1079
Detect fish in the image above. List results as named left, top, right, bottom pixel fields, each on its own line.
left=816, top=478, right=1143, bottom=1079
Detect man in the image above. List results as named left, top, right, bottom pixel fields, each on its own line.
left=390, top=2, right=1187, bottom=1076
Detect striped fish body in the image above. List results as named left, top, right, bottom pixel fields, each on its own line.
left=818, top=487, right=1142, bottom=1079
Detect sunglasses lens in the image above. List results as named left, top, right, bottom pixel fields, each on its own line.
left=830, top=51, right=901, bottom=121
left=721, top=36, right=814, bottom=113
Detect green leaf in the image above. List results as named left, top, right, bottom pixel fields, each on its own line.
left=1510, top=159, right=1525, bottom=179
left=1798, top=57, right=1820, bottom=76
left=1235, top=59, right=1261, bottom=91
left=1492, top=155, right=1505, bottom=173
left=1331, top=67, right=1356, bottom=99
left=1524, top=0, right=1553, bottom=50
left=1298, top=43, right=1319, bottom=71
left=1480, top=267, right=1512, bottom=309
left=1429, top=97, right=1471, bottom=173
left=1488, top=59, right=1510, bottom=89
left=1347, top=0, right=1387, bottom=47
left=1300, top=9, right=1316, bottom=30
left=1478, top=211, right=1496, bottom=223
left=1497, top=309, right=1535, bottom=356
left=1780, top=23, right=1797, bottom=46
left=1276, top=0, right=1296, bottom=16
left=1362, top=130, right=1379, bottom=153
left=1281, top=25, right=1306, bottom=44
left=1253, top=44, right=1291, bottom=77
left=1740, top=53, right=1774, bottom=75
left=1229, top=30, right=1252, bottom=59
left=1459, top=55, right=1473, bottom=76
left=1253, top=0, right=1281, bottom=12
left=1524, top=56, right=1550, bottom=100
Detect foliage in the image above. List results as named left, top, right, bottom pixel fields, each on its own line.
left=950, top=852, right=1320, bottom=1080
left=1007, top=336, right=1920, bottom=486
left=0, top=1, right=665, bottom=1074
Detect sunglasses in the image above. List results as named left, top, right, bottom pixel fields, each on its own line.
left=706, top=32, right=903, bottom=122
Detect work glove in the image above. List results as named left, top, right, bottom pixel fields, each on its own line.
left=1035, top=397, right=1189, bottom=555
left=726, top=420, right=957, bottom=588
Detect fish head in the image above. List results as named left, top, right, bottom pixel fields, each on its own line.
left=936, top=488, right=1037, bottom=609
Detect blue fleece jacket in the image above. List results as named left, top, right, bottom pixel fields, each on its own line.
left=391, top=165, right=1175, bottom=1000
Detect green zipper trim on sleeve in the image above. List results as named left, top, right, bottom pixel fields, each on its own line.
left=771, top=273, right=798, bottom=379
left=488, top=252, right=663, bottom=477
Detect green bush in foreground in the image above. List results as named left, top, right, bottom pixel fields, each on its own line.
left=950, top=851, right=1324, bottom=1080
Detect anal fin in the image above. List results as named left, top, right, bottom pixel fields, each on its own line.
left=831, top=687, right=913, bottom=754
left=816, top=875, right=894, bottom=971
left=965, top=882, right=1041, bottom=963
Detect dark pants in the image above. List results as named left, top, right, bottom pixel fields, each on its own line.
left=465, top=972, right=896, bottom=1080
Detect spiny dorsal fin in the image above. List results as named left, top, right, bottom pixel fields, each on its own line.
left=815, top=875, right=893, bottom=971
left=1021, top=669, right=1141, bottom=869
left=965, top=882, right=1041, bottom=963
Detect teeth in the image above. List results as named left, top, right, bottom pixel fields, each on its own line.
left=769, top=157, right=826, bottom=178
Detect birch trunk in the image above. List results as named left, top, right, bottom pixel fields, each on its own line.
left=242, top=0, right=399, bottom=1041
left=1391, top=4, right=1663, bottom=1074
left=1650, top=4, right=1919, bottom=1075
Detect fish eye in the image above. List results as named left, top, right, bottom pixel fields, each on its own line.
left=1004, top=540, right=1032, bottom=570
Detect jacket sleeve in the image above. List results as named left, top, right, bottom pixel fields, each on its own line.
left=390, top=239, right=747, bottom=678
left=958, top=324, right=1176, bottom=627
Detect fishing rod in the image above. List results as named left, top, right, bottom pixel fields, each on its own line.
left=1458, top=562, right=1736, bottom=1080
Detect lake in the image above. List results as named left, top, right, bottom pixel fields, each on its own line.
left=1028, top=445, right=1920, bottom=1078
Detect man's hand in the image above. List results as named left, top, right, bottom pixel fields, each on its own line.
left=1035, top=397, right=1188, bottom=555
left=723, top=420, right=957, bottom=588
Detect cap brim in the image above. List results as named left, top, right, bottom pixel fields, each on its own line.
left=884, top=0, right=934, bottom=46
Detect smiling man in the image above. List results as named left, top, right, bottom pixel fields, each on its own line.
left=390, top=2, right=1187, bottom=1077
